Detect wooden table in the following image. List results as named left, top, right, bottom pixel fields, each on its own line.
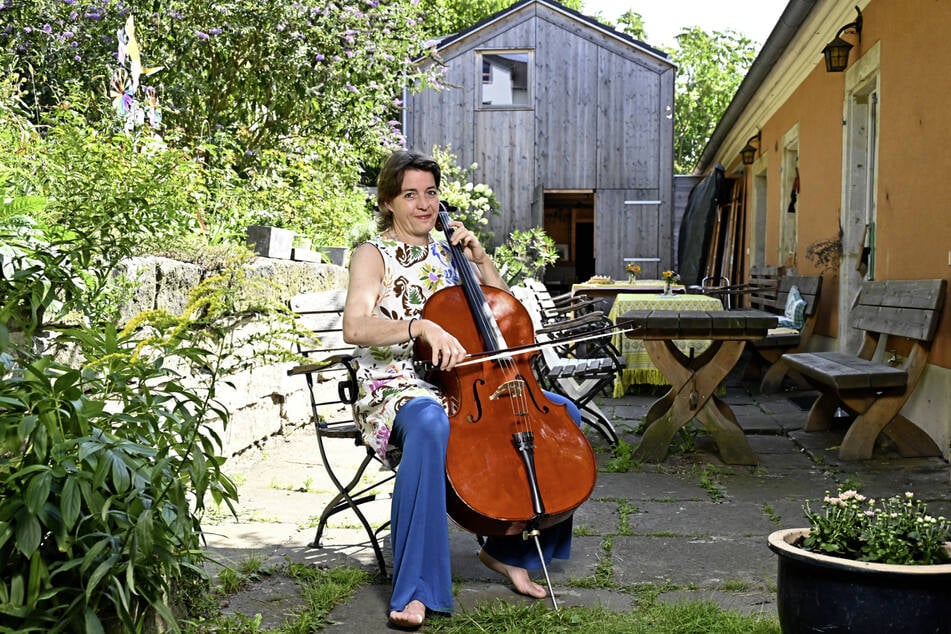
left=608, top=293, right=724, bottom=395
left=571, top=280, right=685, bottom=303
left=616, top=309, right=777, bottom=465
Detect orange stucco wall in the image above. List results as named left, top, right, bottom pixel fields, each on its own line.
left=741, top=0, right=951, bottom=368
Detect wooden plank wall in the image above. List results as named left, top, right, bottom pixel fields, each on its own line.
left=405, top=1, right=675, bottom=278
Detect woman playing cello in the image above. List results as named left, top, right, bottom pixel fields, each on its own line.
left=343, top=150, right=584, bottom=629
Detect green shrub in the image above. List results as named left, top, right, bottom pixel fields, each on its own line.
left=493, top=227, right=558, bottom=287
left=0, top=214, right=294, bottom=631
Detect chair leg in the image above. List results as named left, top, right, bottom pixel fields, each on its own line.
left=313, top=439, right=394, bottom=578
left=580, top=406, right=618, bottom=445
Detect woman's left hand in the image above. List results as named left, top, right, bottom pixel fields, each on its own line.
left=448, top=221, right=489, bottom=265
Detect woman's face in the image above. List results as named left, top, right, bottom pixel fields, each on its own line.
left=385, top=168, right=439, bottom=240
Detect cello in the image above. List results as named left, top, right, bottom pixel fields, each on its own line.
left=417, top=204, right=597, bottom=556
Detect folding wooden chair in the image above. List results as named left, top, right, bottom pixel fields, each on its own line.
left=511, top=285, right=622, bottom=445
left=287, top=290, right=394, bottom=577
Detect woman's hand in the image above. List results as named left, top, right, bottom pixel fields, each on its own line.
left=448, top=220, right=489, bottom=265
left=416, top=318, right=468, bottom=370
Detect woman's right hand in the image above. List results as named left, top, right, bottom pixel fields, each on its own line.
left=416, top=319, right=468, bottom=370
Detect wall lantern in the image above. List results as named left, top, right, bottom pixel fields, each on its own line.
left=740, top=132, right=761, bottom=166
left=823, top=6, right=863, bottom=72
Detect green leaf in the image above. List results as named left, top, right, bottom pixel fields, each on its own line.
left=15, top=514, right=41, bottom=556
left=86, top=553, right=119, bottom=597
left=84, top=607, right=106, bottom=634
left=109, top=450, right=132, bottom=494
left=135, top=508, right=154, bottom=556
left=25, top=469, right=52, bottom=514
left=9, top=574, right=24, bottom=607
left=61, top=477, right=81, bottom=530
left=17, top=414, right=38, bottom=439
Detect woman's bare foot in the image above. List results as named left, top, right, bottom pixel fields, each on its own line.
left=478, top=548, right=547, bottom=599
left=388, top=599, right=426, bottom=629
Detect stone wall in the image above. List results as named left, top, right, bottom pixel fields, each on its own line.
left=120, top=256, right=348, bottom=456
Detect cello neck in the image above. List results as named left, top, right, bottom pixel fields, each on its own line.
left=437, top=203, right=507, bottom=352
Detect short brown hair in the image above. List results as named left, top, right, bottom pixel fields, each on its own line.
left=375, top=150, right=441, bottom=232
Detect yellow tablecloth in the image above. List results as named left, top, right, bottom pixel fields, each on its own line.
left=608, top=293, right=724, bottom=396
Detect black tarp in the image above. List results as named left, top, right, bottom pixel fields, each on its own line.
left=677, top=164, right=725, bottom=286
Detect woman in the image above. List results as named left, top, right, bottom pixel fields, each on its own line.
left=342, top=150, right=580, bottom=629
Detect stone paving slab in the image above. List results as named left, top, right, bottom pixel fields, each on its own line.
left=203, top=380, right=949, bottom=631
left=628, top=500, right=779, bottom=537
left=611, top=535, right=775, bottom=587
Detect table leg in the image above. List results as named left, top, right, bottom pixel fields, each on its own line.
left=697, top=396, right=758, bottom=465
left=634, top=340, right=756, bottom=464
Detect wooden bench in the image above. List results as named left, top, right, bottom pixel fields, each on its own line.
left=779, top=279, right=947, bottom=460
left=286, top=289, right=394, bottom=577
left=748, top=274, right=823, bottom=393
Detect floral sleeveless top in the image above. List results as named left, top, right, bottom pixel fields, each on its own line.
left=352, top=236, right=461, bottom=465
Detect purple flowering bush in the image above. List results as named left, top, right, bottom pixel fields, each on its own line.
left=2, top=1, right=441, bottom=195
left=1, top=1, right=449, bottom=248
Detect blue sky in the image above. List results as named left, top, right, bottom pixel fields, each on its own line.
left=580, top=0, right=789, bottom=49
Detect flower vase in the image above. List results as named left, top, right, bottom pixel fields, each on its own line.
left=627, top=274, right=637, bottom=284
left=663, top=281, right=672, bottom=296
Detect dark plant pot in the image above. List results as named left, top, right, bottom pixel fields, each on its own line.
left=768, top=528, right=951, bottom=634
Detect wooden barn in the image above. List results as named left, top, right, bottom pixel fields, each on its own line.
left=404, top=0, right=676, bottom=288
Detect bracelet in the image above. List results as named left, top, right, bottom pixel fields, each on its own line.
left=408, top=317, right=418, bottom=343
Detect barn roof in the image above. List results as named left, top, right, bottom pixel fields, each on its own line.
left=426, top=0, right=673, bottom=67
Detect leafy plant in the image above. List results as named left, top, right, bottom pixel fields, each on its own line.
left=430, top=145, right=500, bottom=247
left=802, top=489, right=951, bottom=565
left=493, top=227, right=558, bottom=287
left=0, top=211, right=303, bottom=630
left=4, top=1, right=442, bottom=178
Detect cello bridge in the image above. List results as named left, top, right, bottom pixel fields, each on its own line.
left=490, top=378, right=526, bottom=400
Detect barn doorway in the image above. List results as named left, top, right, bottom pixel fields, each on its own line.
left=541, top=191, right=595, bottom=293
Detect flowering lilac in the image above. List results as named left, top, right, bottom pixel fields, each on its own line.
left=195, top=31, right=209, bottom=40
left=42, top=24, right=53, bottom=34
left=62, top=0, right=77, bottom=4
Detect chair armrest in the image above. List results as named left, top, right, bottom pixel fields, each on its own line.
left=535, top=311, right=610, bottom=336
left=287, top=353, right=357, bottom=376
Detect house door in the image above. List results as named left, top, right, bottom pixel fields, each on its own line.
left=542, top=191, right=594, bottom=291
left=840, top=76, right=880, bottom=352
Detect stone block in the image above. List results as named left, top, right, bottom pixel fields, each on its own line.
left=291, top=247, right=324, bottom=263
left=247, top=225, right=295, bottom=260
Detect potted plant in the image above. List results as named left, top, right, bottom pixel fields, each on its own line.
left=768, top=489, right=951, bottom=633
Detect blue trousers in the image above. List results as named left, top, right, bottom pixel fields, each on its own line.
left=388, top=391, right=582, bottom=614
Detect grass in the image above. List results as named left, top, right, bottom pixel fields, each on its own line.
left=602, top=437, right=640, bottom=472
left=183, top=563, right=372, bottom=633
left=425, top=598, right=780, bottom=633
left=697, top=464, right=725, bottom=502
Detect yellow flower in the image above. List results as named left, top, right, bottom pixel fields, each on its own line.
left=625, top=263, right=641, bottom=274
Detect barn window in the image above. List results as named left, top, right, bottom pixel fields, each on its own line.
left=478, top=50, right=532, bottom=107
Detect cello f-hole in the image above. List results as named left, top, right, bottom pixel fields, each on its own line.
left=465, top=378, right=485, bottom=423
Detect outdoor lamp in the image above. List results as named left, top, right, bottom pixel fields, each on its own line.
left=740, top=132, right=761, bottom=166
left=823, top=6, right=862, bottom=72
